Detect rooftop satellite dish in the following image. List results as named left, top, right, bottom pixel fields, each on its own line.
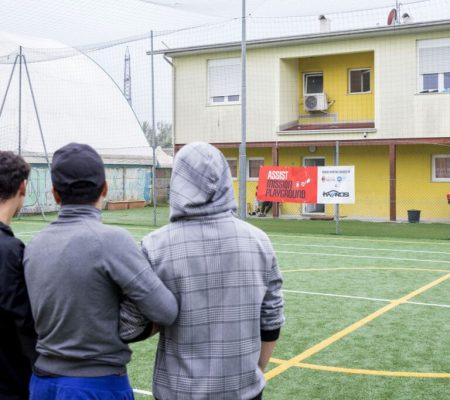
left=402, top=12, right=413, bottom=23
left=387, top=8, right=397, bottom=25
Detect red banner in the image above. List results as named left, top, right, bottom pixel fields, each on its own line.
left=257, top=166, right=318, bottom=203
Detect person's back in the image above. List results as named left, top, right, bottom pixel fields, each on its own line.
left=25, top=207, right=159, bottom=375
left=142, top=142, right=285, bottom=400
left=0, top=151, right=37, bottom=400
left=24, top=143, right=178, bottom=399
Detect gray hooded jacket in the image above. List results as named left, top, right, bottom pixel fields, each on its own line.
left=24, top=205, right=178, bottom=377
left=142, top=142, right=285, bottom=400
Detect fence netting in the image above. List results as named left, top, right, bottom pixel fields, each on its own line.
left=1, top=0, right=449, bottom=230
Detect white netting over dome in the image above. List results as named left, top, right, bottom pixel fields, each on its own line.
left=0, top=32, right=152, bottom=161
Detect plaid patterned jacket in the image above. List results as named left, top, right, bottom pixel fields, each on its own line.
left=142, top=142, right=285, bottom=400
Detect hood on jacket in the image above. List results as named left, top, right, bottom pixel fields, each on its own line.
left=169, top=142, right=237, bottom=221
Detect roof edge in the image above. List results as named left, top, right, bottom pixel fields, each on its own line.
left=148, top=19, right=450, bottom=57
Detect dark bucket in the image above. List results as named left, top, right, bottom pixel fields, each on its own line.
left=407, top=209, right=421, bottom=223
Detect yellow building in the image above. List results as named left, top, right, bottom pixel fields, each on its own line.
left=159, top=20, right=450, bottom=222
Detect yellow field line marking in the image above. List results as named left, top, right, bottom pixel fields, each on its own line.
left=269, top=358, right=450, bottom=379
left=281, top=267, right=450, bottom=273
left=265, top=272, right=450, bottom=381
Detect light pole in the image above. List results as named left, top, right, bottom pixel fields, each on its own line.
left=150, top=30, right=157, bottom=226
left=238, top=0, right=247, bottom=219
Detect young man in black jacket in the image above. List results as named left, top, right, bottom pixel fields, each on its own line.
left=0, top=151, right=37, bottom=400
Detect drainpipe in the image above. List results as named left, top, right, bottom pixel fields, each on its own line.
left=272, top=144, right=279, bottom=217
left=163, top=55, right=176, bottom=153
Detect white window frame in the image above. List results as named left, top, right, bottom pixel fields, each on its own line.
left=421, top=73, right=439, bottom=92
left=432, top=154, right=450, bottom=182
left=207, top=58, right=241, bottom=105
left=417, top=38, right=450, bottom=93
left=226, top=157, right=238, bottom=180
left=302, top=157, right=325, bottom=214
left=303, top=72, right=324, bottom=95
left=247, top=157, right=264, bottom=181
left=419, top=73, right=449, bottom=93
left=348, top=68, right=371, bottom=94
left=445, top=72, right=450, bottom=91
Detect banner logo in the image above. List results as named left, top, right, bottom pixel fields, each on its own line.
left=257, top=166, right=355, bottom=204
left=322, top=190, right=350, bottom=198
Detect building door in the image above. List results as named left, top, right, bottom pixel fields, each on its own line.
left=303, top=157, right=325, bottom=214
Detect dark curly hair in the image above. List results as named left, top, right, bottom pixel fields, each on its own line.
left=0, top=151, right=31, bottom=202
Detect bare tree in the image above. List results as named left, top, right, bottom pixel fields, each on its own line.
left=141, top=121, right=172, bottom=148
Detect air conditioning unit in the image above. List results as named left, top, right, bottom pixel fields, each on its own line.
left=304, top=93, right=328, bottom=112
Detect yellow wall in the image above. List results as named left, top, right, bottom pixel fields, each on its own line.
left=299, top=52, right=374, bottom=123
left=221, top=145, right=448, bottom=221
left=338, top=146, right=390, bottom=219
left=397, top=145, right=450, bottom=220
left=221, top=147, right=273, bottom=208
left=278, top=146, right=390, bottom=219
left=278, top=146, right=333, bottom=216
left=174, top=29, right=450, bottom=145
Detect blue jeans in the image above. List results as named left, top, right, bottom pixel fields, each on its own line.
left=30, top=374, right=135, bottom=400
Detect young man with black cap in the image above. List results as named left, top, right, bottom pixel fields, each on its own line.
left=0, top=151, right=37, bottom=400
left=24, top=143, right=178, bottom=400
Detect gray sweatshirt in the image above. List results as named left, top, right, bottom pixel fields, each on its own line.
left=24, top=205, right=178, bottom=377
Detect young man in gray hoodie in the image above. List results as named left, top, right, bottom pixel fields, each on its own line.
left=24, top=143, right=178, bottom=400
left=142, top=142, right=285, bottom=400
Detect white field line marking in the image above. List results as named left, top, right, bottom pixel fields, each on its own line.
left=12, top=220, right=50, bottom=225
left=133, top=388, right=153, bottom=396
left=276, top=250, right=450, bottom=264
left=15, top=231, right=42, bottom=236
left=14, top=221, right=157, bottom=231
left=266, top=272, right=450, bottom=381
left=283, top=289, right=450, bottom=308
left=283, top=289, right=390, bottom=303
left=272, top=242, right=450, bottom=256
left=121, top=226, right=158, bottom=231
left=17, top=231, right=150, bottom=239
left=408, top=301, right=450, bottom=308
left=267, top=233, right=450, bottom=247
left=281, top=267, right=450, bottom=273
left=15, top=222, right=447, bottom=245
left=16, top=228, right=156, bottom=238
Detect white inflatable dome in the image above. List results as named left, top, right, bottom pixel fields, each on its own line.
left=0, top=32, right=152, bottom=162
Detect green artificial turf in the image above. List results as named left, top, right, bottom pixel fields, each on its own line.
left=11, top=207, right=450, bottom=399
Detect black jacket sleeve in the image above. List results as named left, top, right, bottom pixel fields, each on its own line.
left=0, top=239, right=38, bottom=366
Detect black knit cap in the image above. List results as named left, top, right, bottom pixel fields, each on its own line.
left=51, top=143, right=105, bottom=195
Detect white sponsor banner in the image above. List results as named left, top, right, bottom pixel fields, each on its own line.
left=317, top=166, right=355, bottom=204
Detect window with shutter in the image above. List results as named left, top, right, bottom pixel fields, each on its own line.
left=208, top=58, right=241, bottom=104
left=418, top=38, right=450, bottom=93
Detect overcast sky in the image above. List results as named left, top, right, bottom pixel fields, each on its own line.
left=0, top=0, right=447, bottom=129
left=0, top=0, right=440, bottom=46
